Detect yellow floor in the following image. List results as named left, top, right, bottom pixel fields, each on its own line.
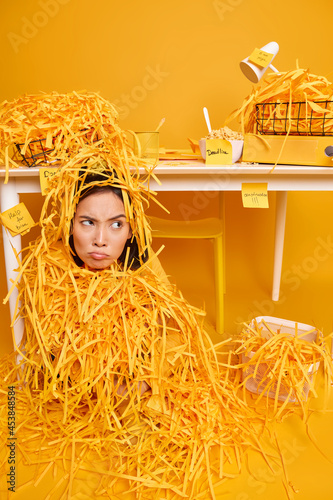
left=1, top=386, right=333, bottom=499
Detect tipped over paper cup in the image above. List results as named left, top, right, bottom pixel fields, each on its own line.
left=240, top=41, right=280, bottom=84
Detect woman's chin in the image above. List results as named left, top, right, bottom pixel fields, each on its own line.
left=84, top=258, right=114, bottom=271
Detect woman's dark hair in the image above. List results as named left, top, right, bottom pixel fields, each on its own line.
left=69, top=173, right=148, bottom=270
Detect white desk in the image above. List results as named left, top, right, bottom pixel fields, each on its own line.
left=1, top=161, right=333, bottom=343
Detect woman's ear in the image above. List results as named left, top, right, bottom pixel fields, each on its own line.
left=127, top=226, right=133, bottom=240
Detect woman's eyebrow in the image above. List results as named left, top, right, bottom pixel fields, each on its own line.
left=78, top=214, right=127, bottom=221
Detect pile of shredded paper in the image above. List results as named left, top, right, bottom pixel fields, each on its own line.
left=235, top=318, right=332, bottom=420
left=226, top=68, right=333, bottom=136
left=0, top=91, right=130, bottom=180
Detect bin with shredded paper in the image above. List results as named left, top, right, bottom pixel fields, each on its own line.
left=239, top=316, right=322, bottom=403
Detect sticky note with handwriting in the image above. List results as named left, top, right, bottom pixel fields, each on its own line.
left=205, top=139, right=232, bottom=165
left=1, top=202, right=35, bottom=236
left=242, top=183, right=269, bottom=208
left=39, top=167, right=59, bottom=195
left=248, top=48, right=274, bottom=68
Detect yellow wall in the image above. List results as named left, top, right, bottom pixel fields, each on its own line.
left=1, top=0, right=333, bottom=353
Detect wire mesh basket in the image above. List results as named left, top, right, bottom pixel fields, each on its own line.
left=15, top=128, right=101, bottom=167
left=15, top=138, right=56, bottom=167
left=256, top=100, right=333, bottom=136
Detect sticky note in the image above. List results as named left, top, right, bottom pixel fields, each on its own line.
left=242, top=183, right=269, bottom=208
left=248, top=48, right=274, bottom=68
left=206, top=139, right=232, bottom=165
left=39, top=167, right=59, bottom=195
left=1, top=202, right=35, bottom=236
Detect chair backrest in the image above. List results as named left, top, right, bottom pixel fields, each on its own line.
left=149, top=216, right=223, bottom=239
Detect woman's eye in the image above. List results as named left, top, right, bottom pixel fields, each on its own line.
left=111, top=221, right=122, bottom=229
left=82, top=220, right=94, bottom=226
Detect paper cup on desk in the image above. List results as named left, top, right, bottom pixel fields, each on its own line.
left=240, top=41, right=279, bottom=84
left=133, top=132, right=159, bottom=162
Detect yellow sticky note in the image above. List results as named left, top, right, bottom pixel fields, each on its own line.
left=1, top=202, right=35, bottom=236
left=39, top=167, right=59, bottom=195
left=242, top=183, right=269, bottom=208
left=206, top=139, right=232, bottom=165
left=248, top=48, right=274, bottom=68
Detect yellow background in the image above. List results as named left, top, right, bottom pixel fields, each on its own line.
left=1, top=2, right=333, bottom=497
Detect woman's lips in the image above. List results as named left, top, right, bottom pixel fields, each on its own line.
left=89, top=252, right=109, bottom=260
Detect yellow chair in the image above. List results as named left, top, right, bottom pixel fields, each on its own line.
left=149, top=215, right=225, bottom=333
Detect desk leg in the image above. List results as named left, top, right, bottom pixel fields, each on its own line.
left=218, top=192, right=226, bottom=293
left=272, top=191, right=288, bottom=302
left=0, top=180, right=24, bottom=351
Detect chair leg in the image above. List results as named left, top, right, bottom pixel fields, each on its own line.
left=214, top=234, right=224, bottom=334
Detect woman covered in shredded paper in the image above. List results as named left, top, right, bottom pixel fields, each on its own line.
left=0, top=139, right=263, bottom=498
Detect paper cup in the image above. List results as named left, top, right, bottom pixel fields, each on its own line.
left=240, top=41, right=279, bottom=84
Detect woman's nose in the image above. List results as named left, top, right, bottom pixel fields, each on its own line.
left=94, top=227, right=107, bottom=246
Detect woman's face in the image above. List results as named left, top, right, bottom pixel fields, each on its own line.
left=72, top=190, right=132, bottom=270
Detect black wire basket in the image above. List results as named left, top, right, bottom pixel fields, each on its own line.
left=15, top=138, right=55, bottom=167
left=15, top=129, right=101, bottom=167
left=256, top=100, right=333, bottom=136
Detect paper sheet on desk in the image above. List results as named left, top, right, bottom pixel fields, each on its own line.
left=159, top=148, right=201, bottom=160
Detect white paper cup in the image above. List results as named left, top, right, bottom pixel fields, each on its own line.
left=240, top=41, right=279, bottom=84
